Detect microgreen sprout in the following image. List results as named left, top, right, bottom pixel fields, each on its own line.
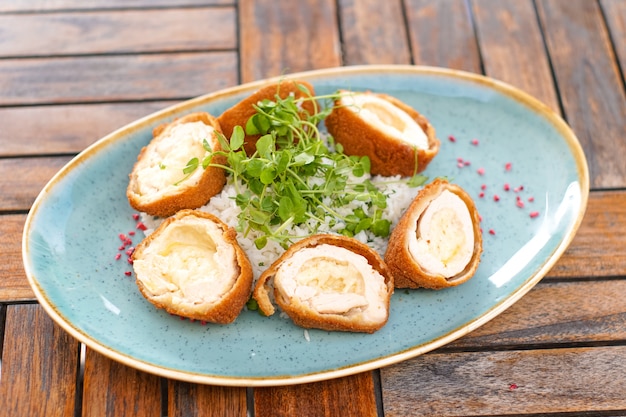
left=183, top=83, right=427, bottom=248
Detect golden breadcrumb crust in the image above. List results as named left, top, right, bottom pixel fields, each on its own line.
left=324, top=91, right=440, bottom=177
left=253, top=234, right=394, bottom=333
left=132, top=209, right=253, bottom=324
left=217, top=80, right=317, bottom=156
left=384, top=179, right=483, bottom=289
left=127, top=112, right=227, bottom=217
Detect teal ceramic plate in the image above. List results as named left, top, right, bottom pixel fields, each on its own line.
left=23, top=66, right=588, bottom=386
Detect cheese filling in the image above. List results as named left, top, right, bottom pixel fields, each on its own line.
left=274, top=244, right=388, bottom=323
left=341, top=92, right=429, bottom=149
left=134, top=121, right=216, bottom=201
left=133, top=216, right=238, bottom=306
left=408, top=190, right=474, bottom=278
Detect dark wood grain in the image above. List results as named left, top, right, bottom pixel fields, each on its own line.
left=82, top=348, right=162, bottom=417
left=0, top=156, right=72, bottom=211
left=0, top=304, right=79, bottom=417
left=0, top=102, right=174, bottom=157
left=450, top=279, right=626, bottom=349
left=168, top=380, right=247, bottom=417
left=473, top=0, right=560, bottom=112
left=0, top=52, right=238, bottom=106
left=337, top=0, right=411, bottom=65
left=537, top=0, right=626, bottom=189
left=0, top=215, right=30, bottom=302
left=254, top=372, right=377, bottom=417
left=239, top=0, right=341, bottom=83
left=404, top=0, right=481, bottom=72
left=601, top=0, right=626, bottom=75
left=0, top=8, right=236, bottom=57
left=0, top=0, right=232, bottom=12
left=382, top=346, right=626, bottom=416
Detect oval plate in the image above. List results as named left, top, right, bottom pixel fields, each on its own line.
left=23, top=65, right=588, bottom=386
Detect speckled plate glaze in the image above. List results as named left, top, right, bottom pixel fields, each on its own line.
left=23, top=65, right=588, bottom=386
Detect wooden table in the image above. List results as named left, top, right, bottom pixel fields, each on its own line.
left=1, top=1, right=625, bottom=415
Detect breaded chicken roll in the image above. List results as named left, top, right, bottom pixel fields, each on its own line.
left=253, top=234, right=393, bottom=333
left=127, top=112, right=226, bottom=217
left=325, top=90, right=440, bottom=177
left=217, top=80, right=317, bottom=155
left=385, top=179, right=482, bottom=289
left=132, top=210, right=253, bottom=324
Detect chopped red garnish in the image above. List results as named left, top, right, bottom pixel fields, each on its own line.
left=457, top=157, right=464, bottom=162
left=115, top=253, right=121, bottom=260
left=516, top=200, right=525, bottom=208
left=477, top=168, right=485, bottom=175
left=514, top=185, right=524, bottom=193
left=132, top=213, right=140, bottom=221
left=479, top=192, right=485, bottom=198
left=493, top=194, right=500, bottom=202
left=448, top=135, right=456, bottom=142
left=136, top=222, right=147, bottom=231
left=528, top=196, right=535, bottom=202
left=509, top=383, right=518, bottom=390
left=489, top=229, right=496, bottom=235
left=126, top=247, right=135, bottom=256
left=464, top=160, right=471, bottom=166
left=128, top=231, right=135, bottom=236
left=505, top=162, right=512, bottom=171
left=118, top=245, right=125, bottom=251
left=124, top=271, right=132, bottom=276
left=504, top=183, right=510, bottom=191
left=127, top=257, right=133, bottom=264
left=457, top=162, right=464, bottom=168
left=200, top=321, right=207, bottom=326
left=118, top=233, right=127, bottom=242
left=471, top=138, right=479, bottom=146
left=481, top=184, right=487, bottom=190
left=530, top=211, right=540, bottom=218
left=478, top=214, right=483, bottom=222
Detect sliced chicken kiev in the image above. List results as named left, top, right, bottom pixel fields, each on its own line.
left=132, top=210, right=253, bottom=324
left=253, top=235, right=394, bottom=333
left=127, top=112, right=227, bottom=217
left=385, top=179, right=483, bottom=289
left=324, top=90, right=440, bottom=177
left=217, top=79, right=317, bottom=156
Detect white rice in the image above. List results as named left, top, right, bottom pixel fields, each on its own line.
left=140, top=173, right=420, bottom=280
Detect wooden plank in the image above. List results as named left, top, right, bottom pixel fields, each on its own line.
left=0, top=304, right=79, bottom=416
left=450, top=279, right=626, bottom=349
left=0, top=0, right=232, bottom=12
left=404, top=0, right=481, bottom=73
left=0, top=156, right=72, bottom=211
left=167, top=380, right=247, bottom=416
left=549, top=190, right=626, bottom=278
left=382, top=346, right=626, bottom=416
left=0, top=101, right=174, bottom=157
left=82, top=348, right=163, bottom=417
left=336, top=0, right=411, bottom=65
left=254, top=372, right=377, bottom=417
left=0, top=52, right=238, bottom=106
left=537, top=0, right=626, bottom=189
left=239, top=0, right=341, bottom=83
left=0, top=214, right=32, bottom=302
left=472, top=0, right=560, bottom=112
left=601, top=0, right=626, bottom=78
left=0, top=8, right=236, bottom=57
